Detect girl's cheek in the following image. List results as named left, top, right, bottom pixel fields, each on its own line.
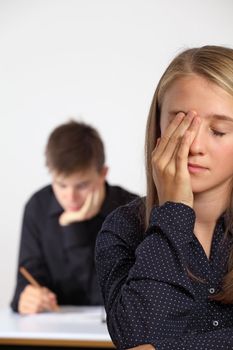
left=160, top=121, right=169, bottom=135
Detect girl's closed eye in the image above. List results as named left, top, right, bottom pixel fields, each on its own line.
left=211, top=128, right=226, bottom=137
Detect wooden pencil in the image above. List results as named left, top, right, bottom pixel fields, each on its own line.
left=19, top=266, right=41, bottom=287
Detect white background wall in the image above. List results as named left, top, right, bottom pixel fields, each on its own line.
left=0, top=0, right=232, bottom=308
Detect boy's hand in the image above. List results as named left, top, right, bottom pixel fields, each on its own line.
left=59, top=185, right=105, bottom=225
left=18, top=285, right=58, bottom=314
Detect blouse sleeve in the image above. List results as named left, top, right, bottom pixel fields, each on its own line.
left=95, top=201, right=233, bottom=350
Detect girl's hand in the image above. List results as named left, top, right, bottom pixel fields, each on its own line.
left=152, top=110, right=200, bottom=208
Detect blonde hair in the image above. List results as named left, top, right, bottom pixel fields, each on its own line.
left=144, top=45, right=233, bottom=303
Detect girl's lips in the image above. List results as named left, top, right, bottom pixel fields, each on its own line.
left=188, top=163, right=208, bottom=173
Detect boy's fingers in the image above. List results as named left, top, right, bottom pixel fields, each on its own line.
left=79, top=191, right=93, bottom=215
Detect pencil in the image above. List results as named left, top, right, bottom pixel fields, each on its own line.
left=19, top=266, right=59, bottom=311
left=19, top=267, right=41, bottom=288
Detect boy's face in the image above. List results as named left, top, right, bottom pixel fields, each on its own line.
left=51, top=166, right=108, bottom=212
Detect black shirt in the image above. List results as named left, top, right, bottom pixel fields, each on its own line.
left=95, top=200, right=233, bottom=350
left=11, top=182, right=137, bottom=312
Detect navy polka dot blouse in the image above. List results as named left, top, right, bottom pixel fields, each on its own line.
left=95, top=200, right=233, bottom=349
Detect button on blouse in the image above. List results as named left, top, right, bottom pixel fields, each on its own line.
left=209, top=288, right=215, bottom=294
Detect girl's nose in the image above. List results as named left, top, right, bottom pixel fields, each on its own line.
left=189, top=126, right=205, bottom=156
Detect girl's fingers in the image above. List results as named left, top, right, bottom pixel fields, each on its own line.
left=154, top=111, right=196, bottom=168
left=187, top=114, right=201, bottom=143
left=154, top=112, right=185, bottom=158
left=176, top=130, right=191, bottom=174
left=176, top=115, right=201, bottom=173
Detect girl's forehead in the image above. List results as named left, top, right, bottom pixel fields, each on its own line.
left=161, top=75, right=233, bottom=118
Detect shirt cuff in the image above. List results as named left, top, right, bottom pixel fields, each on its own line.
left=148, top=201, right=196, bottom=246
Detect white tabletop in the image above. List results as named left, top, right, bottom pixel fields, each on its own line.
left=0, top=306, right=114, bottom=348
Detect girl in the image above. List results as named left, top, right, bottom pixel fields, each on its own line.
left=96, top=46, right=233, bottom=349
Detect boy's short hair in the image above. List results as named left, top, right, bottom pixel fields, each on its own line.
left=45, top=120, right=105, bottom=174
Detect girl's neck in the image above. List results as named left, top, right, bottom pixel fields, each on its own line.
left=194, top=184, right=230, bottom=222
left=193, top=186, right=230, bottom=258
left=193, top=194, right=227, bottom=225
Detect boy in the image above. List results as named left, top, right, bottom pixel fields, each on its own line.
left=11, top=120, right=137, bottom=314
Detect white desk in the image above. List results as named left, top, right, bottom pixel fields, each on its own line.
left=0, top=306, right=114, bottom=348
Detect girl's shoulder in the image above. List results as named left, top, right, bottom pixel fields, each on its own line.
left=100, top=197, right=146, bottom=246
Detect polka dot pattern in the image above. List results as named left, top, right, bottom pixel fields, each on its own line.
left=95, top=200, right=233, bottom=349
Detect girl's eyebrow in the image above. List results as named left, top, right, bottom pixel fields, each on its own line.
left=211, top=114, right=233, bottom=123
left=168, top=111, right=233, bottom=123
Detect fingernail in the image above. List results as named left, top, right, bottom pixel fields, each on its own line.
left=188, top=110, right=197, bottom=118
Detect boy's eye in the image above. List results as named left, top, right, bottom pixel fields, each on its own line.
left=58, top=183, right=66, bottom=188
left=211, top=129, right=226, bottom=137
left=77, top=182, right=90, bottom=190
left=77, top=184, right=87, bottom=190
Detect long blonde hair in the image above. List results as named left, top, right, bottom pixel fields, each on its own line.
left=144, top=45, right=233, bottom=303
